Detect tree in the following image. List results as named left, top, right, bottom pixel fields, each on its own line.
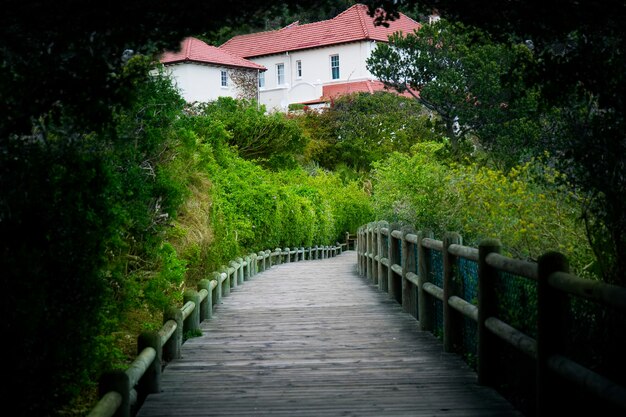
left=298, top=91, right=443, bottom=171
left=0, top=2, right=330, bottom=415
left=0, top=0, right=329, bottom=137
left=367, top=19, right=540, bottom=160
left=363, top=0, right=626, bottom=284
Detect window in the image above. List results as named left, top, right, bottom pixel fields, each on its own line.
left=296, top=60, right=302, bottom=78
left=258, top=71, right=265, bottom=88
left=220, top=70, right=228, bottom=87
left=276, top=63, right=285, bottom=85
left=330, top=55, right=340, bottom=80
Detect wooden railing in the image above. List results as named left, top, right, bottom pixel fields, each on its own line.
left=87, top=243, right=346, bottom=417
left=357, top=221, right=626, bottom=416
left=345, top=232, right=357, bottom=251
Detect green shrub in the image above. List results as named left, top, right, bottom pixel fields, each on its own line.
left=197, top=97, right=307, bottom=167
left=297, top=91, right=444, bottom=171
left=371, top=142, right=594, bottom=277
left=371, top=142, right=459, bottom=235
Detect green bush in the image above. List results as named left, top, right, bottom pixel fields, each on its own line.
left=189, top=141, right=374, bottom=274
left=371, top=143, right=595, bottom=277
left=371, top=143, right=459, bottom=235
left=297, top=91, right=444, bottom=171
left=197, top=97, right=307, bottom=167
left=0, top=59, right=192, bottom=415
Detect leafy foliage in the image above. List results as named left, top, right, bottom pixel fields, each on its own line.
left=371, top=143, right=594, bottom=276
left=365, top=0, right=626, bottom=283
left=196, top=97, right=307, bottom=167
left=297, top=91, right=443, bottom=171
left=367, top=19, right=541, bottom=161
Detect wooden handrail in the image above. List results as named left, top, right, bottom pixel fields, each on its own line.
left=356, top=222, right=626, bottom=416
left=89, top=242, right=345, bottom=417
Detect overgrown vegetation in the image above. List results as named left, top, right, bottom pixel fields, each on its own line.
left=370, top=143, right=594, bottom=278
left=298, top=91, right=443, bottom=171
left=0, top=59, right=374, bottom=415
left=3, top=1, right=624, bottom=416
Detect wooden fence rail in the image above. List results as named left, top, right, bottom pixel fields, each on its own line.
left=87, top=243, right=346, bottom=417
left=357, top=221, right=626, bottom=416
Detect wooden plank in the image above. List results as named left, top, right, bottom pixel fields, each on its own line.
left=137, top=251, right=522, bottom=417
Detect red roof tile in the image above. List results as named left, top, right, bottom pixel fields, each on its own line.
left=301, top=80, right=418, bottom=104
left=220, top=4, right=421, bottom=58
left=160, top=37, right=266, bottom=70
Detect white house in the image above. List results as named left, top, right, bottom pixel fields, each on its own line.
left=159, top=37, right=266, bottom=103
left=219, top=3, right=421, bottom=111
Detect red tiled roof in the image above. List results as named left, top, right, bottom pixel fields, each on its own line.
left=220, top=4, right=421, bottom=58
left=160, top=37, right=266, bottom=70
left=301, top=80, right=417, bottom=105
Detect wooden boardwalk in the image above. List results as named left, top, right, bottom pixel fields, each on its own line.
left=137, top=251, right=523, bottom=416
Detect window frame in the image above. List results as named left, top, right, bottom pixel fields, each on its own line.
left=220, top=69, right=228, bottom=87
left=276, top=63, right=285, bottom=86
left=296, top=60, right=302, bottom=78
left=330, top=55, right=340, bottom=80
left=258, top=71, right=265, bottom=88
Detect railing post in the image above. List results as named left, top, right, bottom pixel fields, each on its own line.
left=366, top=223, right=373, bottom=281
left=372, top=222, right=380, bottom=286
left=443, top=232, right=462, bottom=353
left=537, top=251, right=569, bottom=417
left=477, top=238, right=501, bottom=386
left=237, top=257, right=245, bottom=284
left=401, top=226, right=417, bottom=317
left=198, top=279, right=212, bottom=320
left=388, top=223, right=402, bottom=304
left=378, top=221, right=388, bottom=292
left=357, top=227, right=363, bottom=275
left=98, top=370, right=131, bottom=417
left=211, top=272, right=222, bottom=304
left=417, top=231, right=434, bottom=331
left=258, top=251, right=266, bottom=271
left=360, top=226, right=366, bottom=276
left=284, top=247, right=291, bottom=263
left=183, top=289, right=201, bottom=335
left=220, top=266, right=230, bottom=297
left=246, top=253, right=252, bottom=279
left=266, top=249, right=272, bottom=268
left=162, top=306, right=182, bottom=361
left=274, top=248, right=282, bottom=264
left=229, top=261, right=239, bottom=288
left=137, top=331, right=162, bottom=404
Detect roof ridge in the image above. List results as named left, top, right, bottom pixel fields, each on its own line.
left=222, top=3, right=364, bottom=46
left=220, top=3, right=421, bottom=57
left=354, top=4, right=370, bottom=39
left=334, top=3, right=364, bottom=19
left=281, top=20, right=300, bottom=30
left=184, top=37, right=194, bottom=59
left=161, top=37, right=266, bottom=70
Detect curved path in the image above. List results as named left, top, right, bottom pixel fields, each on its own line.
left=137, top=251, right=522, bottom=416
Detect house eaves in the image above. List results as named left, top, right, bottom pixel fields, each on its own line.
left=160, top=37, right=266, bottom=71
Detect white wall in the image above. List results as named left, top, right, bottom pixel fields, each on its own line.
left=164, top=63, right=244, bottom=103
left=252, top=41, right=378, bottom=111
